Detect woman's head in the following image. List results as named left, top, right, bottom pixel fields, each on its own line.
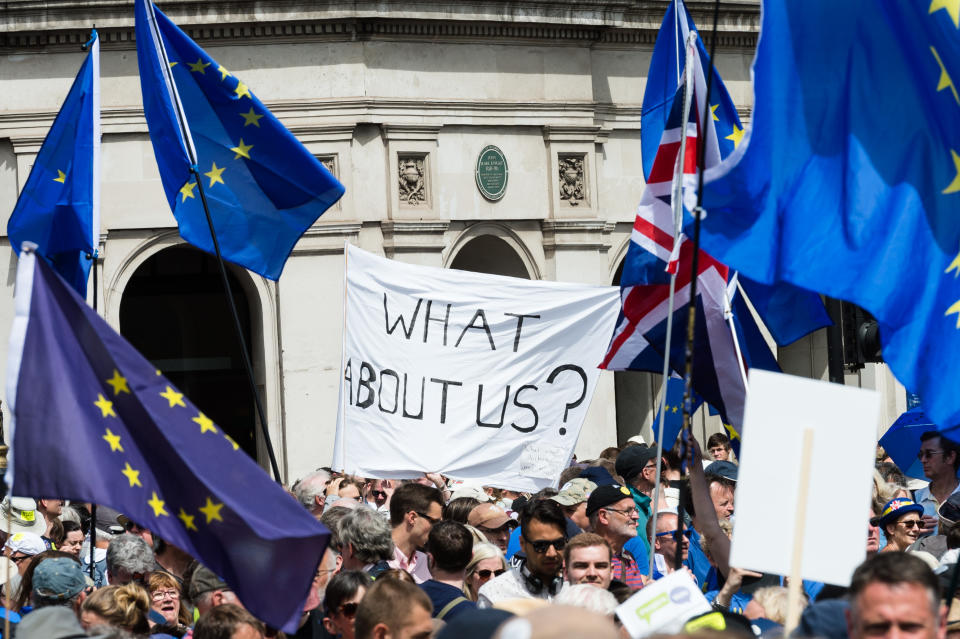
left=323, top=570, right=372, bottom=639
left=60, top=521, right=84, bottom=557
left=80, top=582, right=151, bottom=635
left=464, top=542, right=506, bottom=600
left=148, top=571, right=189, bottom=627
left=879, top=498, right=925, bottom=550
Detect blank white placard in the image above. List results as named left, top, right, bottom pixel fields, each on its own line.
left=729, top=369, right=880, bottom=586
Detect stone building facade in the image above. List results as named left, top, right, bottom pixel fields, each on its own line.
left=0, top=0, right=905, bottom=482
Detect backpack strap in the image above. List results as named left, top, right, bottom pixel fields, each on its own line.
left=437, top=596, right=469, bottom=620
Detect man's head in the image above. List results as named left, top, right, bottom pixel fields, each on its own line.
left=105, top=533, right=154, bottom=585
left=467, top=503, right=514, bottom=553
left=389, top=483, right=443, bottom=548
left=354, top=577, right=433, bottom=639
left=563, top=533, right=613, bottom=588
left=3, top=532, right=46, bottom=575
left=867, top=507, right=881, bottom=557
left=193, top=603, right=265, bottom=639
left=426, top=520, right=473, bottom=578
left=615, top=446, right=658, bottom=492
left=585, top=485, right=638, bottom=546
left=707, top=433, right=731, bottom=461
left=847, top=552, right=945, bottom=639
left=650, top=512, right=689, bottom=566
left=551, top=479, right=597, bottom=532
left=190, top=565, right=243, bottom=616
left=36, top=498, right=64, bottom=519
left=294, top=470, right=332, bottom=518
left=31, top=556, right=89, bottom=611
left=339, top=506, right=395, bottom=569
left=519, top=499, right=567, bottom=582
left=705, top=472, right=736, bottom=521
left=919, top=433, right=960, bottom=481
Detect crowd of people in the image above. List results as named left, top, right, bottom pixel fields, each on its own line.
left=0, top=429, right=957, bottom=639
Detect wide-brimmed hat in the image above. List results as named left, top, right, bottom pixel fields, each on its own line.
left=878, top=498, right=924, bottom=528
left=0, top=497, right=46, bottom=536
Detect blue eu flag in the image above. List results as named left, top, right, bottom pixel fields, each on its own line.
left=642, top=0, right=830, bottom=346
left=134, top=0, right=344, bottom=280
left=698, top=1, right=960, bottom=429
left=7, top=33, right=99, bottom=297
left=653, top=376, right=703, bottom=449
left=5, top=247, right=329, bottom=633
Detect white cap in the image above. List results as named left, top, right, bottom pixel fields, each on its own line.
left=449, top=483, right=492, bottom=503
left=3, top=532, right=46, bottom=556
left=627, top=435, right=646, bottom=445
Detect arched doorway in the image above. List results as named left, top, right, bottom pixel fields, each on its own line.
left=611, top=259, right=660, bottom=445
left=449, top=235, right=531, bottom=279
left=119, top=246, right=258, bottom=460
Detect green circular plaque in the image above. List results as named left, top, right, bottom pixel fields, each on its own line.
left=475, top=145, right=508, bottom=201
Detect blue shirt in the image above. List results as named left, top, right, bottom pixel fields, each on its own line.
left=419, top=580, right=475, bottom=621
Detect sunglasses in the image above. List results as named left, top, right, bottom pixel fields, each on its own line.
left=898, top=519, right=923, bottom=529
left=476, top=569, right=506, bottom=579
left=918, top=450, right=945, bottom=460
left=524, top=536, right=566, bottom=554
left=370, top=490, right=387, bottom=498
left=655, top=529, right=694, bottom=539
left=337, top=602, right=359, bottom=618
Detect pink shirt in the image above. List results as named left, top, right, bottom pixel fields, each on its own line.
left=388, top=545, right=432, bottom=583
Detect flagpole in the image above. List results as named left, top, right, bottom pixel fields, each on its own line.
left=143, top=0, right=282, bottom=483
left=675, top=0, right=722, bottom=574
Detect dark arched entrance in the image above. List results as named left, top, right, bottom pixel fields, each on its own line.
left=612, top=259, right=660, bottom=445
left=119, top=246, right=257, bottom=460
left=450, top=234, right=530, bottom=279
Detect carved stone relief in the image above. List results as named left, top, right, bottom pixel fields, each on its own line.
left=558, top=155, right=585, bottom=206
left=398, top=156, right=427, bottom=206
left=317, top=154, right=337, bottom=177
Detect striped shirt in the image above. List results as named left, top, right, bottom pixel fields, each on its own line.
left=611, top=549, right=645, bottom=590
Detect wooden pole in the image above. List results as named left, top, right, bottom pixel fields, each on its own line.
left=784, top=428, right=814, bottom=634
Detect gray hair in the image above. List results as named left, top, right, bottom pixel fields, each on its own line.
left=105, top=533, right=155, bottom=579
left=321, top=505, right=357, bottom=550
left=338, top=506, right=394, bottom=563
left=555, top=583, right=618, bottom=615
left=294, top=470, right=331, bottom=510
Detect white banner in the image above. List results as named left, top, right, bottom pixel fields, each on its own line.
left=333, top=244, right=620, bottom=491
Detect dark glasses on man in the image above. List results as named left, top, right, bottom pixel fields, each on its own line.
left=524, top=536, right=566, bottom=554
left=655, top=529, right=693, bottom=539
left=337, top=602, right=359, bottom=617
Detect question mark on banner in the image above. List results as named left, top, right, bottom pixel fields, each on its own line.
left=546, top=364, right=587, bottom=435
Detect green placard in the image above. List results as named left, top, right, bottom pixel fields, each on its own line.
left=475, top=145, right=508, bottom=201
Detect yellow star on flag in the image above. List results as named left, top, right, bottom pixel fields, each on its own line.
left=224, top=434, right=240, bottom=451
left=723, top=423, right=740, bottom=441
left=931, top=47, right=959, bottom=106
left=199, top=497, right=224, bottom=524
left=106, top=369, right=130, bottom=396
left=121, top=463, right=142, bottom=488
left=218, top=65, right=231, bottom=81
left=148, top=492, right=168, bottom=517
left=944, top=150, right=960, bottom=195
left=188, top=58, right=211, bottom=74
left=930, top=0, right=960, bottom=28
left=53, top=169, right=66, bottom=183
left=180, top=181, right=197, bottom=202
left=169, top=61, right=178, bottom=68
left=671, top=405, right=678, bottom=413
left=160, top=386, right=186, bottom=408
left=193, top=412, right=218, bottom=434
left=946, top=249, right=960, bottom=277
left=240, top=107, right=264, bottom=127
left=178, top=509, right=198, bottom=532
left=231, top=139, right=253, bottom=160
left=726, top=124, right=745, bottom=149
left=204, top=162, right=225, bottom=187
left=233, top=81, right=251, bottom=100
left=94, top=394, right=116, bottom=418
left=710, top=104, right=720, bottom=121
left=103, top=428, right=123, bottom=452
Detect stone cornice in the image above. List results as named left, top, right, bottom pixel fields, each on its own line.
left=1, top=1, right=760, bottom=52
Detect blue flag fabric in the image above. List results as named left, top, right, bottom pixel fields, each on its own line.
left=642, top=0, right=830, bottom=346
left=653, top=376, right=703, bottom=449
left=134, top=0, right=344, bottom=280
left=5, top=248, right=329, bottom=633
left=7, top=34, right=99, bottom=296
left=879, top=408, right=937, bottom=481
left=698, top=0, right=960, bottom=428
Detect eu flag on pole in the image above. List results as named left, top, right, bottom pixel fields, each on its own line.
left=134, top=0, right=344, bottom=280
left=653, top=376, right=703, bottom=449
left=697, top=0, right=960, bottom=430
left=7, top=33, right=99, bottom=297
left=5, top=246, right=329, bottom=633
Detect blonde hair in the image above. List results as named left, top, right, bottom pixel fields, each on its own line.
left=751, top=586, right=804, bottom=624
left=872, top=470, right=906, bottom=515
left=147, top=571, right=191, bottom=627
left=463, top=542, right=507, bottom=599
left=81, top=583, right=151, bottom=634
left=700, top=519, right=733, bottom=563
